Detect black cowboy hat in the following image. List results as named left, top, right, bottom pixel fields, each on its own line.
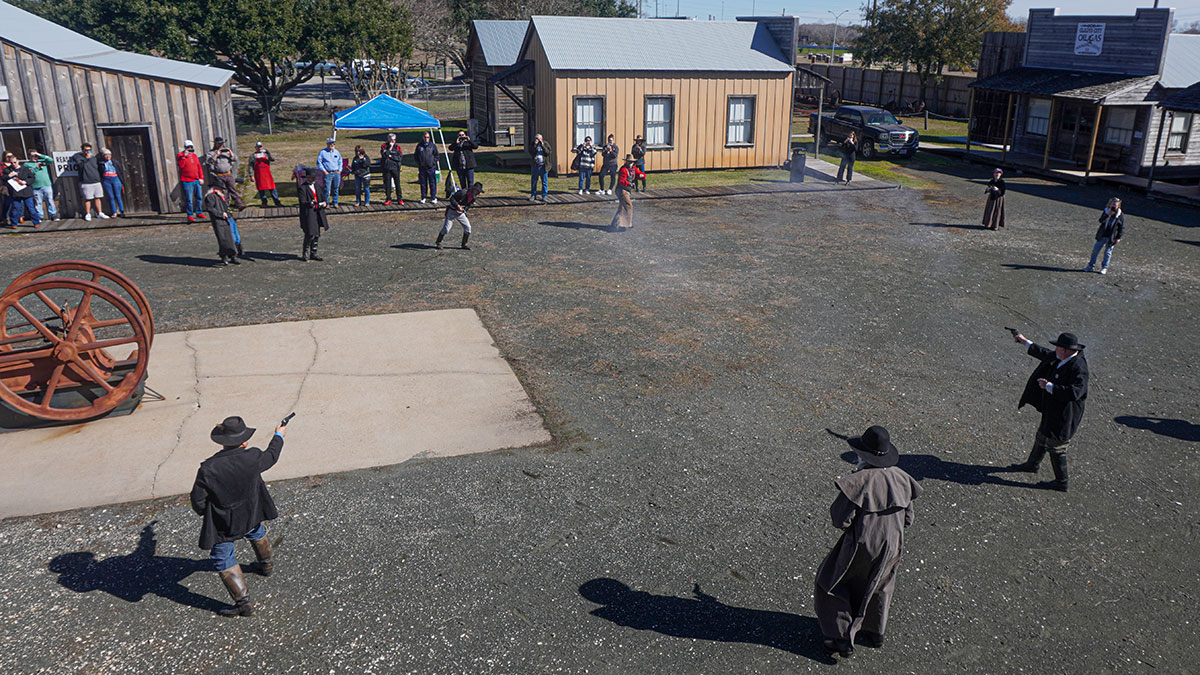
left=849, top=425, right=899, bottom=468
left=1049, top=332, right=1085, bottom=351
left=213, top=137, right=225, bottom=145
left=473, top=182, right=485, bottom=193
left=211, top=416, right=255, bottom=446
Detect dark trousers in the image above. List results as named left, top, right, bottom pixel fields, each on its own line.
left=598, top=165, right=618, bottom=191
left=211, top=217, right=236, bottom=257
left=382, top=168, right=401, bottom=201
left=455, top=168, right=474, bottom=191
left=418, top=168, right=437, bottom=199
left=256, top=188, right=280, bottom=204
left=837, top=155, right=855, bottom=183
left=9, top=195, right=40, bottom=226
left=635, top=161, right=646, bottom=191
left=213, top=173, right=244, bottom=208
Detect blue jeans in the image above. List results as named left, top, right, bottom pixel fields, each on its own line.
left=531, top=164, right=548, bottom=197
left=182, top=180, right=202, bottom=217
left=33, top=185, right=56, bottom=219
left=102, top=176, right=124, bottom=214
left=323, top=171, right=341, bottom=205
left=209, top=523, right=266, bottom=571
left=9, top=195, right=40, bottom=226
left=355, top=176, right=370, bottom=204
left=418, top=168, right=437, bottom=199
left=1087, top=239, right=1115, bottom=270
left=578, top=168, right=593, bottom=191
left=456, top=169, right=474, bottom=191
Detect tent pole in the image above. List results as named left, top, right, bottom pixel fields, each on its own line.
left=437, top=127, right=456, bottom=193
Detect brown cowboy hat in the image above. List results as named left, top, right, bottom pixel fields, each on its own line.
left=623, top=154, right=636, bottom=164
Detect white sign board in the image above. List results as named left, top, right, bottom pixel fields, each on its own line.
left=1075, top=23, right=1105, bottom=56
left=53, top=150, right=79, bottom=177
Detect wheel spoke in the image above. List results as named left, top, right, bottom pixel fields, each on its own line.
left=12, top=303, right=59, bottom=343
left=88, top=317, right=133, bottom=330
left=65, top=290, right=94, bottom=341
left=0, top=331, right=46, bottom=348
left=78, top=336, right=138, bottom=352
left=0, top=347, right=52, bottom=364
left=39, top=363, right=68, bottom=408
left=35, top=290, right=66, bottom=318
left=68, top=357, right=115, bottom=393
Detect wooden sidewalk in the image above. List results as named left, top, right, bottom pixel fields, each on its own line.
left=4, top=164, right=897, bottom=236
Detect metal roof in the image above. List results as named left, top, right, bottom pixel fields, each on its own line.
left=0, top=2, right=232, bottom=88
left=526, top=16, right=793, bottom=73
left=472, top=20, right=527, bottom=67
left=970, top=67, right=1160, bottom=104
left=1160, top=81, right=1200, bottom=112
left=1161, top=33, right=1200, bottom=89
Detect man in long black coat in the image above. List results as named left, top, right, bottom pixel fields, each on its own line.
left=1009, top=331, right=1089, bottom=491
left=190, top=416, right=286, bottom=616
left=298, top=169, right=328, bottom=261
left=202, top=185, right=238, bottom=265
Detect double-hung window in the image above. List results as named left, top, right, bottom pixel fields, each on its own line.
left=574, top=97, right=604, bottom=147
left=1167, top=112, right=1192, bottom=154
left=1026, top=98, right=1051, bottom=136
left=645, top=96, right=674, bottom=147
left=1103, top=108, right=1136, bottom=147
left=727, top=96, right=755, bottom=145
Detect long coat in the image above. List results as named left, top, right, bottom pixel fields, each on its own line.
left=202, top=190, right=235, bottom=256
left=298, top=180, right=328, bottom=237
left=814, top=466, right=920, bottom=644
left=189, top=434, right=284, bottom=550
left=982, top=177, right=1005, bottom=229
left=1019, top=343, right=1089, bottom=442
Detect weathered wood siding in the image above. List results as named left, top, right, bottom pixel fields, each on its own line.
left=548, top=71, right=794, bottom=175
left=1023, top=8, right=1173, bottom=76
left=1140, top=104, right=1200, bottom=177
left=805, top=64, right=972, bottom=118
left=0, top=39, right=235, bottom=215
left=529, top=34, right=556, bottom=160
left=467, top=40, right=527, bottom=147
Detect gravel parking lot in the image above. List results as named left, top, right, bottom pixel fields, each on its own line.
left=1, top=164, right=1197, bottom=673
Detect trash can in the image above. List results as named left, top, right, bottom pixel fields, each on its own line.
left=789, top=148, right=806, bottom=183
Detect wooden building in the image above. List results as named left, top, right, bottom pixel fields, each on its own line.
left=491, top=16, right=798, bottom=175
left=0, top=2, right=235, bottom=216
left=467, top=20, right=527, bottom=147
left=969, top=8, right=1200, bottom=179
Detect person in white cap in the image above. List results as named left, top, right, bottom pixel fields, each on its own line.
left=250, top=141, right=283, bottom=207
left=316, top=138, right=343, bottom=207
left=177, top=140, right=206, bottom=222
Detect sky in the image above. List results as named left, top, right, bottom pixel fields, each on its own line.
left=651, top=1, right=1200, bottom=27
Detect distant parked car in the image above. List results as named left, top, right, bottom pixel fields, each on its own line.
left=809, top=105, right=920, bottom=159
left=296, top=61, right=338, bottom=75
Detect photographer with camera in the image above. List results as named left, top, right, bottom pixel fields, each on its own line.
left=205, top=137, right=244, bottom=209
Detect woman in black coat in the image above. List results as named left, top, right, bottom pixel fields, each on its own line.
left=982, top=168, right=1005, bottom=230
left=298, top=169, right=328, bottom=261
left=1084, top=197, right=1124, bottom=274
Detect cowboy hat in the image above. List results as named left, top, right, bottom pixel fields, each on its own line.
left=211, top=416, right=255, bottom=446
left=1049, top=332, right=1085, bottom=351
left=849, top=425, right=899, bottom=468
left=623, top=154, right=636, bottom=163
left=472, top=182, right=485, bottom=193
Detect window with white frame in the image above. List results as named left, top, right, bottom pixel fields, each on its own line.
left=1026, top=98, right=1051, bottom=136
left=1167, top=112, right=1192, bottom=153
left=727, top=96, right=755, bottom=145
left=574, top=97, right=603, bottom=147
left=645, top=96, right=674, bottom=147
left=1103, top=108, right=1136, bottom=146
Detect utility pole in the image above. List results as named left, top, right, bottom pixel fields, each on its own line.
left=828, top=9, right=849, bottom=63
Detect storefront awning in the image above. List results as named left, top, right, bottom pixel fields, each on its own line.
left=969, top=67, right=1159, bottom=105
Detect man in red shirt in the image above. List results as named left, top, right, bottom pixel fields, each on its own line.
left=609, top=154, right=645, bottom=230
left=177, top=140, right=206, bottom=222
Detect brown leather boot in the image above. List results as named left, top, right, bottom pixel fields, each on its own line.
left=217, top=565, right=254, bottom=617
left=251, top=536, right=274, bottom=577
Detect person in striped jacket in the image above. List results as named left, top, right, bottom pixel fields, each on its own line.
left=572, top=136, right=598, bottom=194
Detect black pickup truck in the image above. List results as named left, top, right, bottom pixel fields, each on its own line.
left=808, top=105, right=919, bottom=159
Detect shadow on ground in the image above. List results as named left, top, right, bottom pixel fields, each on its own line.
left=48, top=522, right=224, bottom=613
left=1114, top=416, right=1200, bottom=442
left=579, top=578, right=834, bottom=664
left=137, top=254, right=222, bottom=268
left=1000, top=263, right=1084, bottom=273
left=539, top=221, right=617, bottom=232
left=913, top=221, right=990, bottom=231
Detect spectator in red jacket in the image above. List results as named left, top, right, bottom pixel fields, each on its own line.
left=177, top=140, right=206, bottom=222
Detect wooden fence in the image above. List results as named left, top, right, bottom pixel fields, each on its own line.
left=803, top=64, right=975, bottom=118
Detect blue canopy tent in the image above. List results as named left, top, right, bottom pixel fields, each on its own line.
left=332, top=94, right=458, bottom=191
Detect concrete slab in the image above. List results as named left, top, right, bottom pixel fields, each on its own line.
left=0, top=309, right=550, bottom=519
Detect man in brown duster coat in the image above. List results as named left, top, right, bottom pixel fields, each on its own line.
left=814, top=426, right=921, bottom=658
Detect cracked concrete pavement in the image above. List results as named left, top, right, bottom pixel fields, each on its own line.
left=0, top=310, right=549, bottom=517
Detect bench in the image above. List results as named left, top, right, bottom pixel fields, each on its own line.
left=1075, top=144, right=1123, bottom=172
left=494, top=151, right=531, bottom=169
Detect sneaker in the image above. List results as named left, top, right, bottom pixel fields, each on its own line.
left=198, top=213, right=208, bottom=219
left=1099, top=268, right=1108, bottom=275
left=1083, top=266, right=1093, bottom=272
left=420, top=198, right=427, bottom=204
left=97, top=212, right=110, bottom=219
left=187, top=216, right=196, bottom=222
left=384, top=199, right=392, bottom=206
left=528, top=195, right=536, bottom=201
left=398, top=200, right=404, bottom=205
left=578, top=189, right=584, bottom=195
left=432, top=198, right=438, bottom=204
left=606, top=189, right=613, bottom=195
left=84, top=213, right=92, bottom=221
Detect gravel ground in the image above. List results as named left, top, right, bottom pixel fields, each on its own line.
left=0, top=165, right=1197, bottom=674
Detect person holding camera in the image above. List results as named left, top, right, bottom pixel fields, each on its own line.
left=1083, top=198, right=1124, bottom=275
left=380, top=133, right=404, bottom=205
left=177, top=140, right=206, bottom=222
left=572, top=136, right=598, bottom=194
left=250, top=141, right=284, bottom=208
left=529, top=133, right=551, bottom=201
left=449, top=130, right=478, bottom=192
left=598, top=135, right=620, bottom=195
left=205, top=138, right=244, bottom=209
left=414, top=132, right=439, bottom=204
left=837, top=132, right=857, bottom=185
left=190, top=416, right=287, bottom=617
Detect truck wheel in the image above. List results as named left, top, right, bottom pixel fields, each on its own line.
left=859, top=139, right=876, bottom=160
